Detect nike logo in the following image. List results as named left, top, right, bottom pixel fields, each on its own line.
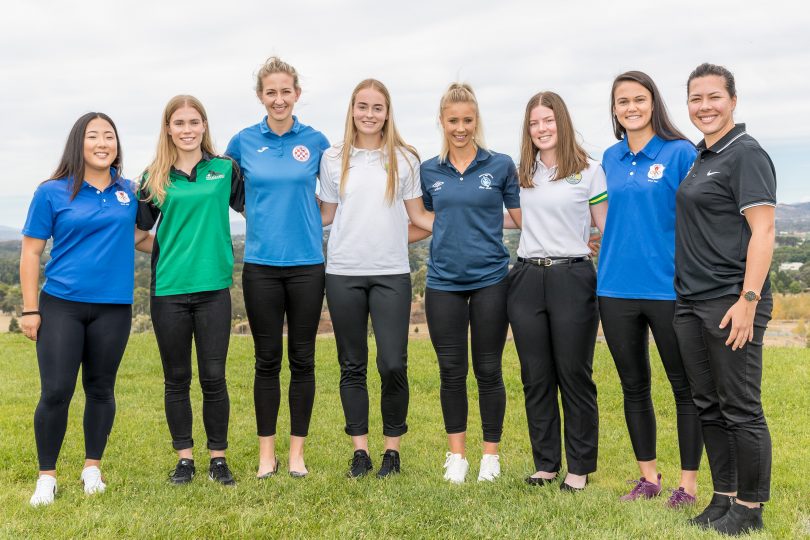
left=257, top=147, right=269, bottom=153
left=706, top=170, right=721, bottom=176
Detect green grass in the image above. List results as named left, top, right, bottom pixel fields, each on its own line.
left=1, top=334, right=808, bottom=539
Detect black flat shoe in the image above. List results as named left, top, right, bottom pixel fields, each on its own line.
left=289, top=470, right=308, bottom=478
left=559, top=475, right=587, bottom=492
left=256, top=458, right=280, bottom=479
left=525, top=474, right=556, bottom=486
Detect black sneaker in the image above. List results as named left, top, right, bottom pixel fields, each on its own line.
left=347, top=450, right=373, bottom=478
left=688, top=493, right=734, bottom=528
left=376, top=449, right=401, bottom=478
left=209, top=457, right=236, bottom=486
left=169, top=458, right=195, bottom=485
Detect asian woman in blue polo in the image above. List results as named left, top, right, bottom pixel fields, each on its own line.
left=419, top=83, right=521, bottom=484
left=21, top=112, right=152, bottom=506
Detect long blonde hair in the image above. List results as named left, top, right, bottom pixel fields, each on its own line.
left=339, top=79, right=418, bottom=205
left=438, top=82, right=487, bottom=163
left=518, top=91, right=588, bottom=188
left=143, top=95, right=215, bottom=203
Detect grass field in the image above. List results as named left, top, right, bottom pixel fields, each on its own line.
left=1, top=334, right=808, bottom=539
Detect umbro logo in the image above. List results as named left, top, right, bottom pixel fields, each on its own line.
left=706, top=170, right=721, bottom=176
left=257, top=147, right=269, bottom=153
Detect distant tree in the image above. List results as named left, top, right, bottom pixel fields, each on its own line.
left=411, top=267, right=426, bottom=300
left=8, top=316, right=21, bottom=333
left=789, top=281, right=803, bottom=294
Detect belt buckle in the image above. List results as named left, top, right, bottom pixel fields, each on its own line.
left=541, top=258, right=553, bottom=267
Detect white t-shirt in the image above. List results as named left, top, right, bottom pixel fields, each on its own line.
left=319, top=143, right=422, bottom=275
left=517, top=158, right=607, bottom=258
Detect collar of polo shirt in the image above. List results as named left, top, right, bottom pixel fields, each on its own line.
left=259, top=115, right=302, bottom=136
left=698, top=123, right=747, bottom=153
left=619, top=134, right=665, bottom=160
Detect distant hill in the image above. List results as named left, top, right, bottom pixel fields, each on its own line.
left=776, top=202, right=810, bottom=233
left=0, top=226, right=20, bottom=241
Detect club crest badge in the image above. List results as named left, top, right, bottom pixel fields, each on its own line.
left=292, top=145, right=310, bottom=162
left=115, top=191, right=130, bottom=204
left=648, top=164, right=665, bottom=181
left=478, top=173, right=493, bottom=190
left=564, top=173, right=582, bottom=185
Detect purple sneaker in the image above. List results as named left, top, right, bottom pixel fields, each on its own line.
left=666, top=487, right=697, bottom=509
left=619, top=473, right=662, bottom=501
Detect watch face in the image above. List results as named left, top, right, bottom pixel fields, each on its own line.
left=744, top=291, right=757, bottom=302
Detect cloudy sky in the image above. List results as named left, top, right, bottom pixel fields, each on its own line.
left=2, top=0, right=808, bottom=228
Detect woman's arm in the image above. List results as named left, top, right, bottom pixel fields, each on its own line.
left=589, top=201, right=608, bottom=235
left=408, top=224, right=432, bottom=243
left=19, top=236, right=46, bottom=341
left=320, top=201, right=338, bottom=227
left=134, top=227, right=154, bottom=253
left=719, top=205, right=775, bottom=350
left=404, top=198, right=434, bottom=232
left=505, top=208, right=522, bottom=229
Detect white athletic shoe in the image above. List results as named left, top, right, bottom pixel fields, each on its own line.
left=81, top=466, right=106, bottom=495
left=29, top=475, right=57, bottom=506
left=477, top=454, right=501, bottom=481
left=442, top=452, right=469, bottom=484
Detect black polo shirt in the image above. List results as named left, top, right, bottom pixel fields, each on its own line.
left=674, top=124, right=776, bottom=300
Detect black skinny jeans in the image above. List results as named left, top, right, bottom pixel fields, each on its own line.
left=325, top=273, right=411, bottom=437
left=507, top=260, right=599, bottom=475
left=673, top=294, right=773, bottom=502
left=34, top=292, right=131, bottom=471
left=425, top=279, right=508, bottom=443
left=242, top=262, right=324, bottom=438
left=599, top=297, right=703, bottom=470
left=150, top=288, right=231, bottom=451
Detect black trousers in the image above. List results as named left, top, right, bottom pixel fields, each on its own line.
left=507, top=260, right=599, bottom=475
left=325, top=273, right=411, bottom=437
left=598, top=297, right=703, bottom=470
left=242, top=262, right=324, bottom=437
left=673, top=294, right=772, bottom=502
left=151, top=288, right=231, bottom=451
left=34, top=292, right=131, bottom=471
left=425, top=279, right=508, bottom=443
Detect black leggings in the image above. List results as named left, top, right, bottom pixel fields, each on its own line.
left=151, top=288, right=232, bottom=451
left=242, top=262, right=325, bottom=438
left=34, top=292, right=131, bottom=471
left=425, top=279, right=508, bottom=443
left=598, top=297, right=703, bottom=470
left=507, top=260, right=599, bottom=475
left=326, top=273, right=411, bottom=437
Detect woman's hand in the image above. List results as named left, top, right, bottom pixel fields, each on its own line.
left=719, top=297, right=757, bottom=350
left=20, top=313, right=41, bottom=341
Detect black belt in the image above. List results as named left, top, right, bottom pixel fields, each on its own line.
left=517, top=256, right=590, bottom=267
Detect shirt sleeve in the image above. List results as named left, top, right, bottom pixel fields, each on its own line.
left=502, top=159, right=520, bottom=209
left=400, top=150, right=423, bottom=200
left=588, top=164, right=608, bottom=205
left=731, top=144, right=777, bottom=214
left=318, top=151, right=339, bottom=204
left=228, top=158, right=245, bottom=213
left=225, top=133, right=241, bottom=166
left=420, top=163, right=433, bottom=211
left=136, top=181, right=161, bottom=231
left=22, top=185, right=54, bottom=240
left=675, top=141, right=698, bottom=186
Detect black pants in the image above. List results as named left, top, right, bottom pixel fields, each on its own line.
left=425, top=279, right=508, bottom=443
left=598, top=297, right=703, bottom=470
left=151, top=288, right=231, bottom=451
left=507, top=260, right=599, bottom=475
left=325, top=273, right=411, bottom=437
left=242, top=262, right=324, bottom=437
left=34, top=292, right=131, bottom=471
left=674, top=294, right=772, bottom=502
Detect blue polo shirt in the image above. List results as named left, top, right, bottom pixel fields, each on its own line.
left=226, top=116, right=329, bottom=266
left=597, top=136, right=697, bottom=300
left=22, top=172, right=137, bottom=304
left=421, top=149, right=520, bottom=291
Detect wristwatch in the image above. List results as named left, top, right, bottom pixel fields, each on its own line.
left=741, top=290, right=761, bottom=302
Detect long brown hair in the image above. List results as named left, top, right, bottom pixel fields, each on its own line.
left=518, top=92, right=587, bottom=187
left=48, top=112, right=123, bottom=200
left=142, top=95, right=216, bottom=204
left=338, top=79, right=418, bottom=205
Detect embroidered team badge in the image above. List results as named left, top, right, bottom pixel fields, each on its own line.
left=478, top=173, right=493, bottom=190
left=648, top=164, right=665, bottom=181
left=115, top=191, right=130, bottom=204
left=205, top=171, right=225, bottom=180
left=292, top=145, right=310, bottom=162
left=564, top=173, right=583, bottom=185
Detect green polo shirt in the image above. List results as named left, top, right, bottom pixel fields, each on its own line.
left=137, top=154, right=245, bottom=296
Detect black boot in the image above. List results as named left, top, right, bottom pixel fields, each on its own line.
left=688, top=492, right=734, bottom=528
left=709, top=502, right=764, bottom=536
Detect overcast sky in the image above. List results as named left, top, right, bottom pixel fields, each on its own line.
left=2, top=0, right=808, bottom=228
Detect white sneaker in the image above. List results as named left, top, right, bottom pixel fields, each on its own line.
left=81, top=466, right=106, bottom=495
left=442, top=452, right=469, bottom=484
left=477, top=454, right=501, bottom=481
left=30, top=475, right=57, bottom=506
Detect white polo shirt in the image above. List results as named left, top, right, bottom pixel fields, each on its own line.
left=319, top=143, right=422, bottom=275
left=517, top=158, right=607, bottom=258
